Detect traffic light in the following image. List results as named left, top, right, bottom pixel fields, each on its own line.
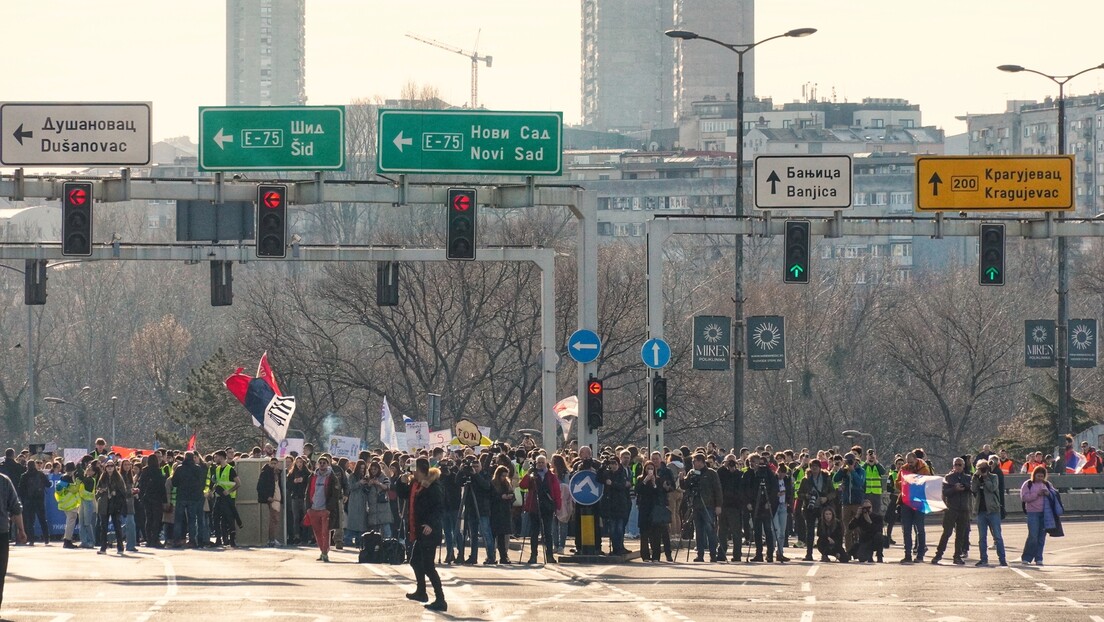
left=586, top=375, right=603, bottom=430
left=784, top=220, right=810, bottom=284
left=652, top=374, right=667, bottom=423
left=376, top=261, right=399, bottom=306
left=446, top=187, right=477, bottom=260
left=62, top=182, right=93, bottom=257
left=979, top=223, right=1005, bottom=286
left=24, top=259, right=46, bottom=306
left=210, top=261, right=233, bottom=307
left=256, top=184, right=288, bottom=258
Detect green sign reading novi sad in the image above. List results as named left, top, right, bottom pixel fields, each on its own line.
left=199, top=106, right=345, bottom=171
left=377, top=109, right=562, bottom=175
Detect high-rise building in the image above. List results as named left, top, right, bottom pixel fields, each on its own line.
left=672, top=0, right=753, bottom=122
left=581, top=0, right=752, bottom=132
left=226, top=0, right=306, bottom=106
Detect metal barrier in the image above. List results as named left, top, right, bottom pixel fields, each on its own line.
left=1003, top=473, right=1104, bottom=514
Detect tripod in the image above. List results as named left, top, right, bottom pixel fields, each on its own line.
left=457, top=477, right=482, bottom=563
left=746, top=480, right=771, bottom=563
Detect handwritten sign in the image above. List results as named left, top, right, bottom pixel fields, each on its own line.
left=429, top=429, right=453, bottom=450
left=327, top=435, right=361, bottom=460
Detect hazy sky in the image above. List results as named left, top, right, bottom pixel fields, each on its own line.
left=4, top=1, right=1104, bottom=142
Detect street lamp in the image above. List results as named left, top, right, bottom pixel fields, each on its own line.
left=842, top=429, right=876, bottom=455
left=665, top=26, right=816, bottom=450
left=44, top=386, right=91, bottom=447
left=997, top=62, right=1104, bottom=459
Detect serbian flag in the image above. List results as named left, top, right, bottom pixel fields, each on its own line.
left=257, top=351, right=282, bottom=396
left=226, top=365, right=296, bottom=443
left=900, top=473, right=946, bottom=514
left=1065, top=450, right=1088, bottom=474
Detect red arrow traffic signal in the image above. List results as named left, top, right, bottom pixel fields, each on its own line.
left=67, top=187, right=87, bottom=206
left=452, top=193, right=471, bottom=212
left=263, top=191, right=283, bottom=209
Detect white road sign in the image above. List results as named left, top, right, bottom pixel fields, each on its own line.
left=754, top=155, right=852, bottom=210
left=0, top=102, right=151, bottom=166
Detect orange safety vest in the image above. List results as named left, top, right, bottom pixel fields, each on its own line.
left=1083, top=453, right=1099, bottom=474
left=999, top=459, right=1014, bottom=475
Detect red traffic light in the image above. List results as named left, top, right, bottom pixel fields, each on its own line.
left=263, top=191, right=283, bottom=209
left=452, top=193, right=471, bottom=212
left=588, top=380, right=602, bottom=395
left=67, top=187, right=88, bottom=206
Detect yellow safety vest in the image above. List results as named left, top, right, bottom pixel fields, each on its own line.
left=864, top=464, right=883, bottom=495
left=214, top=464, right=236, bottom=499
left=55, top=481, right=81, bottom=511
left=77, top=477, right=96, bottom=502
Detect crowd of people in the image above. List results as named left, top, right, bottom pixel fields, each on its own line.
left=0, top=433, right=1092, bottom=613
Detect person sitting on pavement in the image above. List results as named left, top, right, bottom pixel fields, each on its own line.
left=846, top=499, right=883, bottom=563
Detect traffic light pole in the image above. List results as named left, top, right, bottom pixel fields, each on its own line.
left=571, top=192, right=601, bottom=456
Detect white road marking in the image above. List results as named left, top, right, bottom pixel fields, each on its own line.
left=801, top=582, right=811, bottom=592
left=250, top=611, right=332, bottom=621
left=136, top=556, right=177, bottom=622
left=1088, top=616, right=1104, bottom=622
left=806, top=564, right=819, bottom=577
left=800, top=611, right=814, bottom=622
left=1011, top=567, right=1033, bottom=580
left=1056, top=597, right=1084, bottom=608
left=805, top=595, right=816, bottom=604
left=1, top=612, right=73, bottom=622
left=1035, top=582, right=1055, bottom=592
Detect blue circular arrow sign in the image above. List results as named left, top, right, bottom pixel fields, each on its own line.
left=567, top=329, right=602, bottom=363
left=641, top=338, right=672, bottom=369
left=569, top=470, right=604, bottom=506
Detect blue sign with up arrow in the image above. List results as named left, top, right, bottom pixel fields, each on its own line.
left=569, top=470, right=604, bottom=506
left=641, top=338, right=671, bottom=369
left=567, top=329, right=602, bottom=363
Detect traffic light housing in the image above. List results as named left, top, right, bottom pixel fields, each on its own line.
left=62, top=182, right=93, bottom=257
left=446, top=187, right=477, bottom=260
left=376, top=261, right=399, bottom=306
left=586, top=375, right=603, bottom=430
left=256, top=184, right=288, bottom=258
left=652, top=374, right=667, bottom=423
left=24, top=259, right=46, bottom=306
left=210, top=261, right=233, bottom=307
left=784, top=220, right=810, bottom=284
left=979, top=223, right=1005, bottom=286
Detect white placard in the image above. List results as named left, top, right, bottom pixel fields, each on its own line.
left=405, top=422, right=430, bottom=449
left=44, top=441, right=58, bottom=454
left=63, top=448, right=85, bottom=465
left=327, top=435, right=361, bottom=460
left=429, top=429, right=453, bottom=450
left=277, top=438, right=305, bottom=459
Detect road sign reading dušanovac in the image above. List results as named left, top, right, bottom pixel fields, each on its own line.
left=0, top=102, right=151, bottom=166
left=915, top=155, right=1074, bottom=211
left=377, top=109, right=562, bottom=175
left=199, top=106, right=345, bottom=171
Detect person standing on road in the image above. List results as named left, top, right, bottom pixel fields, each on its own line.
left=863, top=450, right=887, bottom=515
left=490, top=465, right=515, bottom=564
left=16, top=460, right=49, bottom=546
left=306, top=456, right=340, bottom=562
left=257, top=457, right=283, bottom=547
left=797, top=460, right=834, bottom=562
left=715, top=454, right=744, bottom=563
left=896, top=449, right=931, bottom=564
left=95, top=461, right=129, bottom=555
left=0, top=470, right=27, bottom=613
left=170, top=451, right=206, bottom=548
left=599, top=457, right=632, bottom=556
left=210, top=450, right=241, bottom=548
left=77, top=460, right=100, bottom=549
left=364, top=461, right=393, bottom=539
left=682, top=453, right=722, bottom=563
left=1020, top=465, right=1054, bottom=565
left=832, top=453, right=866, bottom=553
left=520, top=455, right=561, bottom=564
left=397, top=457, right=447, bottom=612
left=744, top=454, right=778, bottom=563
left=971, top=458, right=1007, bottom=566
left=55, top=462, right=81, bottom=549
left=138, top=454, right=167, bottom=548
left=119, top=459, right=139, bottom=553
left=931, top=457, right=971, bottom=565
left=286, top=456, right=310, bottom=546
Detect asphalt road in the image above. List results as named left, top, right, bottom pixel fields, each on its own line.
left=3, top=519, right=1102, bottom=621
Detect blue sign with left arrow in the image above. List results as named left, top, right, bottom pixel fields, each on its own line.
left=567, top=329, right=602, bottom=363
left=641, top=338, right=671, bottom=369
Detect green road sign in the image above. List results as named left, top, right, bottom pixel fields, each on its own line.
left=199, top=106, right=345, bottom=171
left=377, top=109, right=562, bottom=175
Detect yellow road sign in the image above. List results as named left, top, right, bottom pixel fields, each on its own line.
left=915, top=155, right=1074, bottom=211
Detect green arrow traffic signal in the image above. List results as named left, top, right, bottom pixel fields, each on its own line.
left=986, top=266, right=999, bottom=281
left=789, top=264, right=805, bottom=278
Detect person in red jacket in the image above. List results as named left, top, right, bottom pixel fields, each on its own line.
left=520, top=455, right=561, bottom=564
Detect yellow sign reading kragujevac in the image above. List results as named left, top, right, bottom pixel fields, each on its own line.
left=915, top=155, right=1074, bottom=211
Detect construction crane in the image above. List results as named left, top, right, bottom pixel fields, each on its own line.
left=406, top=32, right=492, bottom=109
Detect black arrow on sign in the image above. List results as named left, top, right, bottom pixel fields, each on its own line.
left=928, top=172, right=943, bottom=196
left=12, top=124, right=33, bottom=146
left=767, top=170, right=781, bottom=194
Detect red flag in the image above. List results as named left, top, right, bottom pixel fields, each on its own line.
left=257, top=352, right=283, bottom=396
left=111, top=446, right=152, bottom=459
left=186, top=433, right=197, bottom=452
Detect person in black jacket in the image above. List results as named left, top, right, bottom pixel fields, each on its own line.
left=846, top=499, right=884, bottom=563
left=17, top=461, right=49, bottom=546
left=744, top=454, right=779, bottom=563
left=397, top=458, right=447, bottom=612
left=256, top=457, right=283, bottom=547
left=816, top=506, right=846, bottom=562
left=137, top=454, right=168, bottom=548
left=170, top=451, right=206, bottom=548
left=456, top=456, right=492, bottom=564
left=437, top=458, right=462, bottom=565
left=716, top=454, right=745, bottom=562
left=635, top=461, right=673, bottom=562
left=599, top=458, right=632, bottom=555
left=489, top=465, right=515, bottom=564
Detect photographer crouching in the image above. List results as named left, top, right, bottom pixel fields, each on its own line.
left=846, top=500, right=884, bottom=563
